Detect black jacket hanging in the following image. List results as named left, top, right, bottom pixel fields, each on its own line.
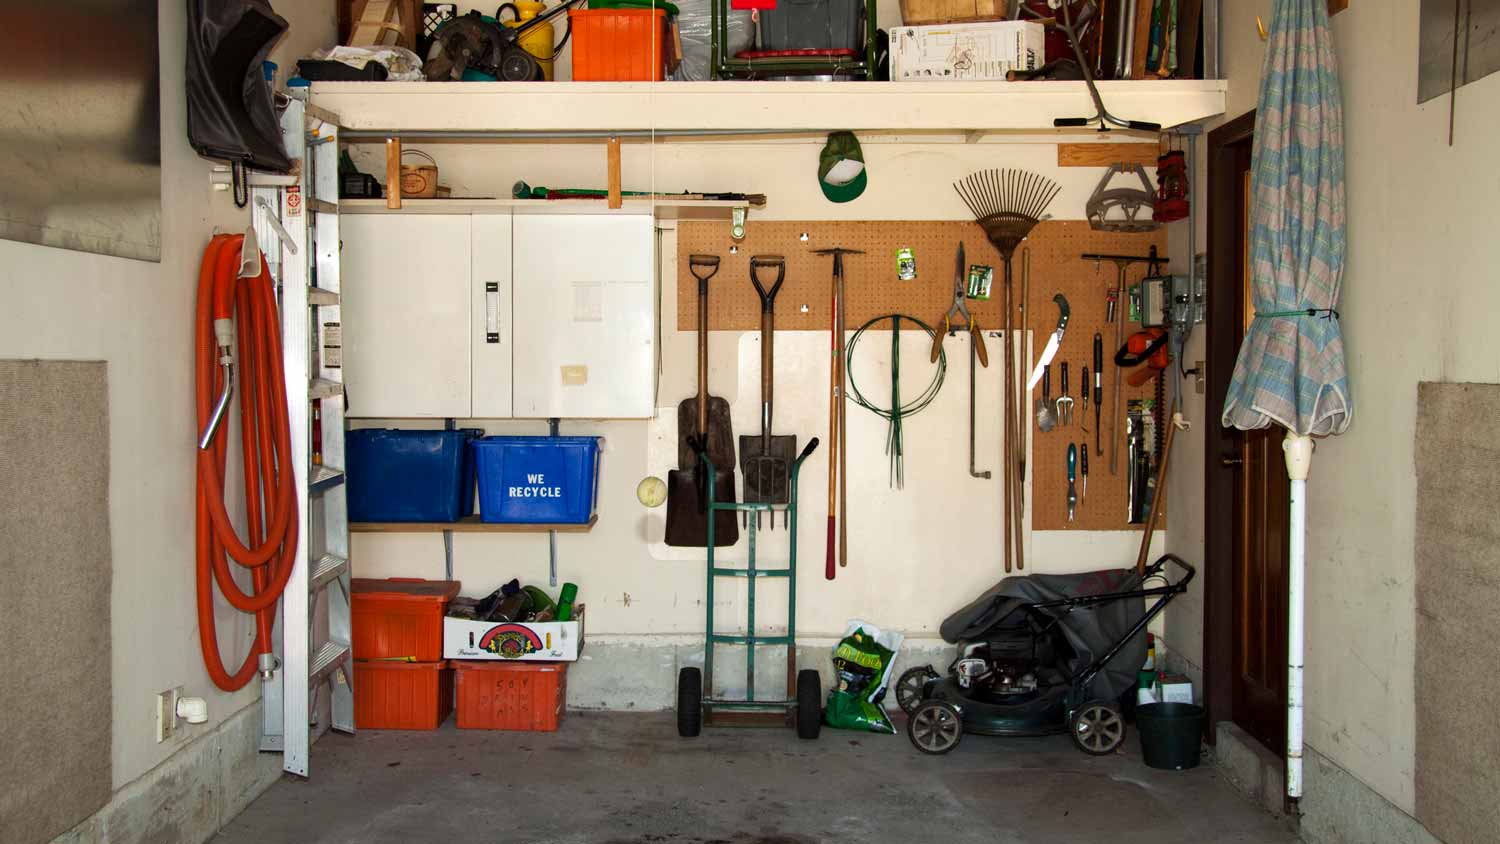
left=185, top=0, right=291, bottom=173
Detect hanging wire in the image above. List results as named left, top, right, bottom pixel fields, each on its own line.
left=846, top=314, right=946, bottom=488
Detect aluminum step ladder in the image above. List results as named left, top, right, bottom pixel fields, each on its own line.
left=252, top=94, right=354, bottom=777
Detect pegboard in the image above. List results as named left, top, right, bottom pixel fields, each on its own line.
left=677, top=220, right=1170, bottom=533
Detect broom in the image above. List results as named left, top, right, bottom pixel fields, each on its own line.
left=954, top=169, right=1061, bottom=574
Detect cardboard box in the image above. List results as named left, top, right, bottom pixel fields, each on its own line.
left=443, top=605, right=586, bottom=662
left=889, top=21, right=1044, bottom=82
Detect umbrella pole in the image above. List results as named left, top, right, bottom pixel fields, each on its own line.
left=1284, top=433, right=1314, bottom=810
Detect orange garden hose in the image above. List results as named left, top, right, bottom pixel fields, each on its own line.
left=195, top=234, right=299, bottom=692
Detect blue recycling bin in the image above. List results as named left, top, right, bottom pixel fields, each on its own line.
left=471, top=436, right=602, bottom=524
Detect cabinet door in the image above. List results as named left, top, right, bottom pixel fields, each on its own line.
left=512, top=214, right=656, bottom=418
left=470, top=214, right=513, bottom=418
left=341, top=214, right=472, bottom=418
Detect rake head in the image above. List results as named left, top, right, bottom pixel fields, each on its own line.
left=953, top=169, right=1062, bottom=260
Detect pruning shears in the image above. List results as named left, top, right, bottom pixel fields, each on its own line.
left=1027, top=294, right=1070, bottom=389
left=931, top=242, right=988, bottom=367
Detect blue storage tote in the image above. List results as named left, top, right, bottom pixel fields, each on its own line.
left=347, top=428, right=482, bottom=522
left=471, top=436, right=601, bottom=524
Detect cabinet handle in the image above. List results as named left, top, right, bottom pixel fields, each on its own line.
left=485, top=282, right=499, bottom=343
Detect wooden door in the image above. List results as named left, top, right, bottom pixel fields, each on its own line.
left=1204, top=111, right=1290, bottom=756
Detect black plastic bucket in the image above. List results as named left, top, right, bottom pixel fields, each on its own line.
left=1136, top=702, right=1205, bottom=770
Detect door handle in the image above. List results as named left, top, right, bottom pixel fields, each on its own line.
left=485, top=282, right=499, bottom=343
left=1220, top=455, right=1244, bottom=467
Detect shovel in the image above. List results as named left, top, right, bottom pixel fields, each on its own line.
left=666, top=254, right=739, bottom=547
left=739, top=255, right=797, bottom=529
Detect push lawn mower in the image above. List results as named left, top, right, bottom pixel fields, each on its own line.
left=897, top=554, right=1194, bottom=755
left=425, top=3, right=582, bottom=82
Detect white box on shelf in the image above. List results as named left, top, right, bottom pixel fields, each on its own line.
left=444, top=605, right=585, bottom=662
left=1159, top=674, right=1194, bottom=704
left=889, top=21, right=1044, bottom=82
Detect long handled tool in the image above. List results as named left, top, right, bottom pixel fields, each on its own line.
left=739, top=255, right=796, bottom=529
left=1093, top=332, right=1104, bottom=456
left=931, top=243, right=989, bottom=480
left=814, top=247, right=863, bottom=579
left=666, top=255, right=739, bottom=547
left=955, top=170, right=1061, bottom=574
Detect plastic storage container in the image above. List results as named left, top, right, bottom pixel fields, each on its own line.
left=472, top=436, right=601, bottom=524
left=347, top=428, right=482, bottom=522
left=453, top=660, right=567, bottom=731
left=1135, top=702, right=1206, bottom=770
left=569, top=8, right=668, bottom=81
left=760, top=0, right=863, bottom=52
left=352, top=578, right=462, bottom=661
left=354, top=661, right=454, bottom=730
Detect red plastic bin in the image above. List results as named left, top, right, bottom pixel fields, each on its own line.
left=352, top=578, right=461, bottom=662
left=453, top=660, right=568, bottom=731
left=354, top=661, right=454, bottom=730
left=569, top=9, right=668, bottom=81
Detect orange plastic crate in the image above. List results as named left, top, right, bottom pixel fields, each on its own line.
left=353, top=661, right=454, bottom=730
left=352, top=577, right=461, bottom=662
left=569, top=9, right=668, bottom=81
left=453, top=660, right=568, bottom=731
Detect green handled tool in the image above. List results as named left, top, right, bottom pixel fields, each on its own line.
left=1067, top=443, right=1078, bottom=523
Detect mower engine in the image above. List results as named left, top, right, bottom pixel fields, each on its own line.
left=957, top=635, right=1040, bottom=696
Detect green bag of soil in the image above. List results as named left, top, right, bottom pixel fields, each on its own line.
left=824, top=620, right=904, bottom=734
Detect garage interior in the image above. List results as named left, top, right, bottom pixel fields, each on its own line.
left=2, top=1, right=1494, bottom=843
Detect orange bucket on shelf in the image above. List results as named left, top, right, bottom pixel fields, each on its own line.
left=354, top=661, right=454, bottom=730
left=568, top=8, right=668, bottom=81
left=351, top=578, right=461, bottom=662
left=453, top=660, right=568, bottom=731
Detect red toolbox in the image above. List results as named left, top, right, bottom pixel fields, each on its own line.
left=352, top=577, right=461, bottom=662
left=453, top=660, right=567, bottom=731
left=353, top=660, right=454, bottom=730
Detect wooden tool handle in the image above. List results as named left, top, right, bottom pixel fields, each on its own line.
left=930, top=325, right=945, bottom=363
left=826, top=519, right=836, bottom=581
left=971, top=321, right=988, bottom=368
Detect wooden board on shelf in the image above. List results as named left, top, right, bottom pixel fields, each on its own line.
left=351, top=514, right=599, bottom=533
left=1058, top=142, right=1161, bottom=167
left=676, top=219, right=1169, bottom=532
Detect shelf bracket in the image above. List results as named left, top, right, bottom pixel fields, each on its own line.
left=385, top=136, right=402, bottom=210
left=606, top=136, right=622, bottom=210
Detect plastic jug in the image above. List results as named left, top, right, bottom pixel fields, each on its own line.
left=501, top=1, right=556, bottom=80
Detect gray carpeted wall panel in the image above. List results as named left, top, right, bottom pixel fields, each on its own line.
left=1414, top=381, right=1500, bottom=844
left=0, top=360, right=112, bottom=844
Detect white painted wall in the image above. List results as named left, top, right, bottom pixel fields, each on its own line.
left=346, top=135, right=1166, bottom=655
left=0, top=1, right=335, bottom=791
left=1163, top=0, right=1500, bottom=822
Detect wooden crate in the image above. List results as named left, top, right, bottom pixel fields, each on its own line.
left=898, top=0, right=1010, bottom=26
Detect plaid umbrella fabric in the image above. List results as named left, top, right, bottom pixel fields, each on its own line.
left=1221, top=0, right=1352, bottom=437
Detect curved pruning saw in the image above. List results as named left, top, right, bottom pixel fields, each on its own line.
left=1027, top=294, right=1070, bottom=390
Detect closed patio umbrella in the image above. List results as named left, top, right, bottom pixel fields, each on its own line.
left=1220, top=0, right=1353, bottom=808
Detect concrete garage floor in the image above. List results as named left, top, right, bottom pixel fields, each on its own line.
left=216, top=712, right=1295, bottom=844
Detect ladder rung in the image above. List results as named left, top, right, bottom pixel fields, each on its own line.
left=710, top=567, right=791, bottom=578
left=310, top=465, right=345, bottom=493
left=308, top=286, right=340, bottom=306
left=308, top=198, right=337, bottom=214
left=309, top=378, right=344, bottom=400
left=708, top=634, right=793, bottom=646
left=309, top=554, right=349, bottom=594
left=309, top=641, right=350, bottom=687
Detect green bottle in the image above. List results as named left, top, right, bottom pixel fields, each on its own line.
left=556, top=582, right=578, bottom=622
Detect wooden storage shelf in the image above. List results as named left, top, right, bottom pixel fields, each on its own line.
left=351, top=514, right=599, bottom=533
left=310, top=80, right=1226, bottom=136
left=338, top=198, right=752, bottom=219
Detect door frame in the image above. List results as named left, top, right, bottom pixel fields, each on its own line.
left=1203, top=109, right=1256, bottom=745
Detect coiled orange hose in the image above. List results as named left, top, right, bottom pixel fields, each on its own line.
left=195, top=234, right=299, bottom=691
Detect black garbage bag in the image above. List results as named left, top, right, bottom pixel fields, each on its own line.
left=185, top=0, right=291, bottom=173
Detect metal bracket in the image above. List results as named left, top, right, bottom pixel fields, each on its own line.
left=730, top=207, right=747, bottom=241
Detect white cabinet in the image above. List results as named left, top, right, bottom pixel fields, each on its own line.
left=341, top=211, right=655, bottom=420
left=512, top=214, right=656, bottom=419
left=342, top=214, right=472, bottom=418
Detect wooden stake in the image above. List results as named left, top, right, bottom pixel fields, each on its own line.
left=385, top=137, right=402, bottom=210
left=607, top=136, right=622, bottom=209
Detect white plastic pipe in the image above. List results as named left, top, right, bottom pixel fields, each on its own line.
left=1283, top=433, right=1314, bottom=801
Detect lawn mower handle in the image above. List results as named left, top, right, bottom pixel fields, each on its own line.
left=1145, top=553, right=1196, bottom=587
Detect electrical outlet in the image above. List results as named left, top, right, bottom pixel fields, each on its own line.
left=155, top=687, right=182, bottom=743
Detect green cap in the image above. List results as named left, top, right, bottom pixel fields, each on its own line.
left=818, top=131, right=867, bottom=203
